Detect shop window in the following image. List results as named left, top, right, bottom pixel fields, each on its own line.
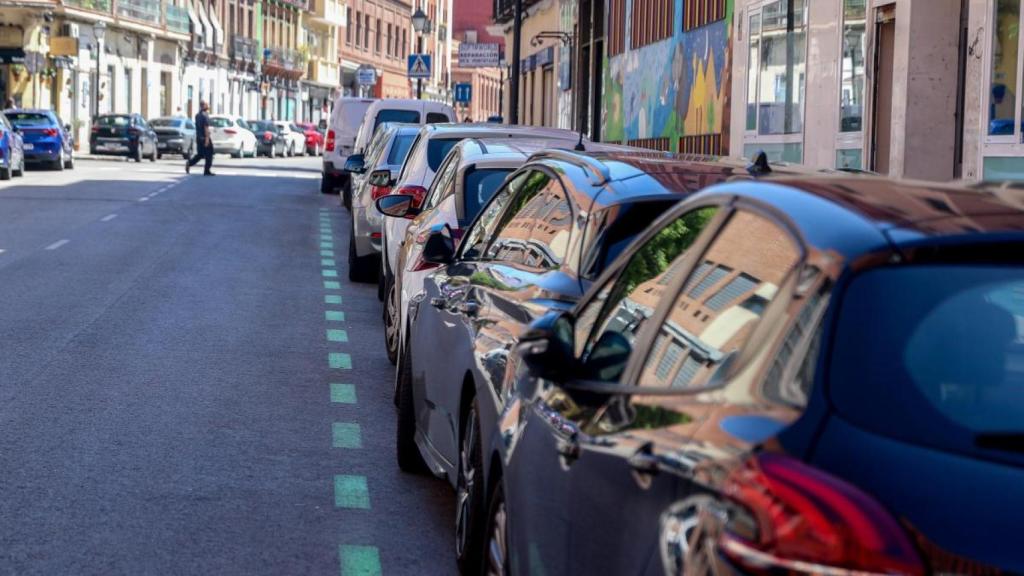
left=839, top=0, right=866, bottom=133
left=989, top=0, right=1022, bottom=137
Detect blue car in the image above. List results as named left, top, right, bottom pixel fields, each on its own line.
left=4, top=109, right=74, bottom=171
left=0, top=112, right=24, bottom=180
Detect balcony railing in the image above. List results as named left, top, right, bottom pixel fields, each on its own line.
left=63, top=0, right=112, bottom=12
left=267, top=48, right=303, bottom=71
left=276, top=0, right=310, bottom=10
left=117, top=0, right=161, bottom=25
left=232, top=36, right=257, bottom=61
left=165, top=5, right=189, bottom=34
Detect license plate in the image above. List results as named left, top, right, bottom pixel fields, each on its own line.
left=157, top=143, right=167, bottom=149
left=22, top=143, right=33, bottom=150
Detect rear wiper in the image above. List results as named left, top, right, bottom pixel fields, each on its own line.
left=975, top=433, right=1024, bottom=454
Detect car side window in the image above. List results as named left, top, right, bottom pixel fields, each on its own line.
left=426, top=112, right=450, bottom=124
left=577, top=207, right=720, bottom=380
left=425, top=152, right=459, bottom=210
left=522, top=184, right=572, bottom=270
left=636, top=210, right=801, bottom=390
left=460, top=171, right=530, bottom=261
left=186, top=121, right=195, bottom=130
left=397, top=134, right=425, bottom=182
left=484, top=171, right=554, bottom=265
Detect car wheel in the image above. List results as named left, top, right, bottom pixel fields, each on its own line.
left=396, top=339, right=427, bottom=473
left=348, top=225, right=377, bottom=283
left=288, top=143, right=294, bottom=157
left=455, top=400, right=486, bottom=574
left=0, top=164, right=10, bottom=181
left=385, top=280, right=400, bottom=365
left=52, top=156, right=63, bottom=171
left=269, top=143, right=277, bottom=158
left=231, top=144, right=242, bottom=159
left=149, top=145, right=157, bottom=162
left=483, top=482, right=509, bottom=576
left=64, top=152, right=74, bottom=170
left=14, top=156, right=24, bottom=177
left=320, top=174, right=335, bottom=195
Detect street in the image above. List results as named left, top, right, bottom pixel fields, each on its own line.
left=0, top=156, right=456, bottom=575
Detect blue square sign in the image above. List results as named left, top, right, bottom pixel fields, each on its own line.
left=408, top=54, right=432, bottom=79
left=454, top=83, right=472, bottom=104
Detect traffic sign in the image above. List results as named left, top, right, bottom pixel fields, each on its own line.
left=357, top=66, right=377, bottom=86
left=458, top=43, right=500, bottom=68
left=454, top=83, right=472, bottom=104
left=408, top=54, right=432, bottom=79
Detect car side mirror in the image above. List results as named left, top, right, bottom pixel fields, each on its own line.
left=421, top=224, right=456, bottom=265
left=517, top=311, right=577, bottom=383
left=376, top=194, right=419, bottom=219
left=344, top=153, right=366, bottom=174
left=369, top=169, right=393, bottom=188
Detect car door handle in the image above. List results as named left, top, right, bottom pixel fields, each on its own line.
left=629, top=446, right=660, bottom=476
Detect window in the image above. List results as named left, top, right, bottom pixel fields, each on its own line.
left=346, top=9, right=353, bottom=44
left=403, top=29, right=408, bottom=58
left=424, top=151, right=460, bottom=210
left=683, top=0, right=727, bottom=31
left=426, top=112, right=450, bottom=124
left=463, top=169, right=514, bottom=223
left=839, top=0, right=866, bottom=133
left=426, top=137, right=461, bottom=172
left=746, top=13, right=760, bottom=132
left=376, top=18, right=382, bottom=53
left=461, top=171, right=531, bottom=261
left=386, top=133, right=416, bottom=166
left=523, top=186, right=572, bottom=270
left=745, top=0, right=807, bottom=143
left=637, top=210, right=800, bottom=389
left=631, top=0, right=673, bottom=49
left=574, top=207, right=719, bottom=380
left=485, top=171, right=554, bottom=265
left=386, top=23, right=393, bottom=56
left=355, top=12, right=361, bottom=49
left=364, top=14, right=371, bottom=49
left=989, top=0, right=1022, bottom=137
left=373, top=109, right=419, bottom=132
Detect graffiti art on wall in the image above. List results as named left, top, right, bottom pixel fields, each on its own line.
left=604, top=0, right=733, bottom=153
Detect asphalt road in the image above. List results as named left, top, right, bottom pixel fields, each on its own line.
left=0, top=154, right=457, bottom=575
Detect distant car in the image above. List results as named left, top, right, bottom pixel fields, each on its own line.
left=273, top=121, right=306, bottom=157
left=322, top=97, right=376, bottom=196
left=209, top=115, right=257, bottom=158
left=0, top=112, right=24, bottom=180
left=295, top=122, right=325, bottom=156
left=3, top=109, right=73, bottom=171
left=89, top=113, right=158, bottom=162
left=150, top=116, right=196, bottom=160
left=249, top=120, right=288, bottom=158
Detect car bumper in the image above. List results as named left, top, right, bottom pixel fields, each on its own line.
left=157, top=140, right=187, bottom=153
left=90, top=141, right=132, bottom=155
left=23, top=148, right=61, bottom=162
left=352, top=204, right=383, bottom=258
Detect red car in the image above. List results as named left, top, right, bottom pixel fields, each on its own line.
left=295, top=122, right=325, bottom=156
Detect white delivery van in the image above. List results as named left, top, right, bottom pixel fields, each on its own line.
left=321, top=97, right=375, bottom=194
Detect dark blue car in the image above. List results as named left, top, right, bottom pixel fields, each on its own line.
left=4, top=109, right=73, bottom=171
left=0, top=112, right=24, bottom=180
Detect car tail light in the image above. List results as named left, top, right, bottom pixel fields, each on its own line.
left=370, top=185, right=391, bottom=201
left=719, top=453, right=924, bottom=576
left=326, top=129, right=336, bottom=152
left=91, top=126, right=99, bottom=133
left=394, top=185, right=428, bottom=211
left=41, top=128, right=58, bottom=137
left=224, top=128, right=237, bottom=135
left=263, top=131, right=274, bottom=142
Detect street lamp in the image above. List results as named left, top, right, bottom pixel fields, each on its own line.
left=93, top=21, right=106, bottom=118
left=411, top=7, right=428, bottom=100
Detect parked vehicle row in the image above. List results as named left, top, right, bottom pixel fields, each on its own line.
left=332, top=104, right=1024, bottom=575
left=0, top=108, right=76, bottom=179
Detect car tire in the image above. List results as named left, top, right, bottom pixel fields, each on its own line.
left=0, top=164, right=10, bottom=181
left=64, top=153, right=74, bottom=170
left=183, top=143, right=193, bottom=161
left=320, top=174, right=335, bottom=195
left=342, top=187, right=352, bottom=211
left=482, top=482, right=509, bottom=576
left=157, top=151, right=163, bottom=160
left=231, top=144, right=242, bottom=159
left=396, top=339, right=427, bottom=473
left=51, top=156, right=63, bottom=171
left=455, top=400, right=486, bottom=574
left=384, top=280, right=400, bottom=365
left=269, top=143, right=277, bottom=158
left=348, top=225, right=377, bottom=283
left=149, top=145, right=157, bottom=162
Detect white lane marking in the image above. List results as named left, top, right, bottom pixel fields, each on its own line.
left=101, top=214, right=118, bottom=222
left=138, top=197, right=149, bottom=202
left=45, top=239, right=69, bottom=251
left=148, top=192, right=160, bottom=197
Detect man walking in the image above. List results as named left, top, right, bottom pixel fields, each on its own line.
left=186, top=101, right=214, bottom=176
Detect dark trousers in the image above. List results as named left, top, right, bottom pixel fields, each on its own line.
left=187, top=141, right=213, bottom=174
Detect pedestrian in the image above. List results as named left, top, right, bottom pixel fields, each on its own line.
left=186, top=101, right=214, bottom=176
left=4, top=98, right=15, bottom=110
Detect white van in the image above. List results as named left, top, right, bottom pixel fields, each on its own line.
left=321, top=97, right=375, bottom=194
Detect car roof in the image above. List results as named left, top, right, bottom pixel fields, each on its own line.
left=4, top=109, right=54, bottom=115
left=418, top=123, right=581, bottom=141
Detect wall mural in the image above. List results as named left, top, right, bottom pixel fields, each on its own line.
left=604, top=0, right=733, bottom=153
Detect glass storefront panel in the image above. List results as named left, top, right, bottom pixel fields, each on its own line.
left=744, top=142, right=803, bottom=164
left=758, top=0, right=806, bottom=136
left=990, top=0, right=1020, bottom=136
left=840, top=0, right=866, bottom=133
left=747, top=14, right=761, bottom=132
left=836, top=148, right=863, bottom=170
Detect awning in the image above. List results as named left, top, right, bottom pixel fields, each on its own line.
left=186, top=1, right=204, bottom=39
left=209, top=5, right=225, bottom=47
left=195, top=1, right=214, bottom=49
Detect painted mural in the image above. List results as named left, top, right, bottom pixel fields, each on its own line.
left=604, top=0, right=733, bottom=152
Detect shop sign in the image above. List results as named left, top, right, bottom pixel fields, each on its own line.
left=458, top=43, right=499, bottom=68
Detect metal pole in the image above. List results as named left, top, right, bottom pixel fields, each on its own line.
left=498, top=65, right=504, bottom=120
left=416, top=34, right=423, bottom=100
left=94, top=45, right=100, bottom=116
left=509, top=0, right=522, bottom=125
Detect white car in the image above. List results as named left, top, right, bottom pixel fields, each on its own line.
left=322, top=97, right=376, bottom=195
left=273, top=121, right=306, bottom=157
left=378, top=124, right=587, bottom=361
left=209, top=115, right=257, bottom=158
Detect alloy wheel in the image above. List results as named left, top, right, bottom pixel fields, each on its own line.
left=385, top=282, right=400, bottom=362
left=455, top=405, right=480, bottom=563
left=486, top=495, right=509, bottom=576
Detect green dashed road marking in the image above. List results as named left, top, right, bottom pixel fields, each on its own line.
left=329, top=352, right=352, bottom=369
left=334, top=475, right=370, bottom=509
left=321, top=250, right=335, bottom=257
left=325, top=294, right=343, bottom=304
left=339, top=545, right=382, bottom=576
left=325, top=310, right=345, bottom=321
left=321, top=242, right=334, bottom=249
left=324, top=280, right=341, bottom=289
left=321, top=236, right=333, bottom=242
left=330, top=383, right=357, bottom=404
left=322, top=269, right=338, bottom=278
left=327, top=329, right=349, bottom=342
left=332, top=423, right=363, bottom=449
left=322, top=258, right=336, bottom=267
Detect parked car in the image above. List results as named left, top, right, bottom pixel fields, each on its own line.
left=150, top=116, right=196, bottom=160
left=322, top=97, right=376, bottom=195
left=209, top=115, right=257, bottom=158
left=344, top=123, right=420, bottom=284
left=0, top=112, right=24, bottom=180
left=249, top=120, right=288, bottom=158
left=89, top=113, right=158, bottom=162
left=393, top=150, right=790, bottom=571
left=4, top=109, right=73, bottom=170
left=478, top=173, right=1024, bottom=576
left=273, top=121, right=306, bottom=157
left=295, top=121, right=325, bottom=156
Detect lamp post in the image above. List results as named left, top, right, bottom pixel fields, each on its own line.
left=411, top=7, right=428, bottom=100
left=509, top=0, right=522, bottom=125
left=93, top=21, right=106, bottom=119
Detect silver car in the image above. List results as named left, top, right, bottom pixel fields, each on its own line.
left=347, top=122, right=420, bottom=284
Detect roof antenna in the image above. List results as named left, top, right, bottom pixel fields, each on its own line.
left=746, top=150, right=772, bottom=176
left=574, top=128, right=586, bottom=152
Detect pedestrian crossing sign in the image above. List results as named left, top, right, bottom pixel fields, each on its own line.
left=408, top=54, right=432, bottom=79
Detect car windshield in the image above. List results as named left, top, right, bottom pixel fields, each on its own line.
left=427, top=138, right=462, bottom=172
left=387, top=134, right=416, bottom=165
left=374, top=110, right=420, bottom=132
left=831, top=265, right=1024, bottom=460
left=210, top=117, right=232, bottom=128
left=252, top=122, right=277, bottom=132
left=96, top=115, right=131, bottom=127
left=463, top=169, right=513, bottom=222
left=150, top=119, right=183, bottom=128
left=5, top=112, right=54, bottom=127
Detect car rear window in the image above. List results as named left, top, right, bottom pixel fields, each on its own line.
left=426, top=112, right=450, bottom=124
left=6, top=112, right=54, bottom=127
left=463, top=168, right=513, bottom=223
left=150, top=119, right=183, bottom=128
left=387, top=133, right=416, bottom=165
left=96, top=115, right=130, bottom=127
left=210, top=117, right=233, bottom=128
left=831, top=265, right=1024, bottom=460
left=374, top=110, right=419, bottom=131
left=427, top=138, right=462, bottom=172
left=252, top=122, right=277, bottom=132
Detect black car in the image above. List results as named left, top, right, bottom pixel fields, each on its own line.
left=90, top=113, right=158, bottom=162
left=150, top=116, right=196, bottom=159
left=394, top=150, right=794, bottom=571
left=4, top=109, right=74, bottom=170
left=249, top=120, right=287, bottom=158
left=481, top=174, right=1024, bottom=575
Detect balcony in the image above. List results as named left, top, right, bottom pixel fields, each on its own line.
left=232, top=36, right=257, bottom=62
left=165, top=5, right=189, bottom=34
left=307, top=58, right=340, bottom=86
left=264, top=47, right=306, bottom=80
left=62, top=0, right=112, bottom=12
left=117, top=0, right=161, bottom=25
left=275, top=0, right=310, bottom=10
left=309, top=0, right=344, bottom=27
